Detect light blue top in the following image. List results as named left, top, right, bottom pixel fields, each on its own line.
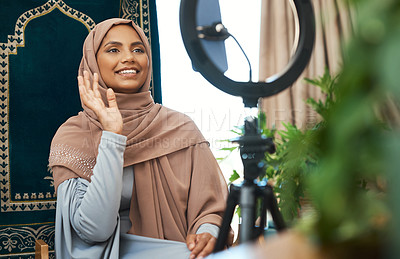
left=55, top=131, right=219, bottom=259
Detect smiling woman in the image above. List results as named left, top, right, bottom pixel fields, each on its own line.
left=48, top=18, right=232, bottom=258
left=96, top=25, right=149, bottom=94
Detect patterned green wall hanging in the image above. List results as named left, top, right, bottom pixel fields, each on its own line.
left=0, top=0, right=160, bottom=257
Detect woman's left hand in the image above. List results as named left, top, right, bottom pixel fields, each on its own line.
left=186, top=233, right=216, bottom=259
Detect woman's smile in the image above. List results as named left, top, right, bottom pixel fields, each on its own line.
left=115, top=67, right=139, bottom=79
left=96, top=24, right=149, bottom=93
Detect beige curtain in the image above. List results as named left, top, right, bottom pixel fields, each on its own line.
left=259, top=0, right=354, bottom=130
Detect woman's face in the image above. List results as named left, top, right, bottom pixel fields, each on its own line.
left=96, top=24, right=149, bottom=93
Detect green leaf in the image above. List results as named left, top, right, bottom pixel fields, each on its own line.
left=220, top=147, right=238, bottom=152
left=229, top=170, right=240, bottom=183
left=230, top=129, right=242, bottom=135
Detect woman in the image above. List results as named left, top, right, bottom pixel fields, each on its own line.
left=48, top=18, right=231, bottom=258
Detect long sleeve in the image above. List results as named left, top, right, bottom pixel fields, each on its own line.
left=54, top=131, right=126, bottom=258
left=70, top=131, right=127, bottom=242
left=196, top=223, right=219, bottom=238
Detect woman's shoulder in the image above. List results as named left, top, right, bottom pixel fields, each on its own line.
left=159, top=105, right=208, bottom=145
left=52, top=112, right=92, bottom=140
left=160, top=105, right=195, bottom=123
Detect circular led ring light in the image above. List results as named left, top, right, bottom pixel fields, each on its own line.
left=180, top=0, right=316, bottom=107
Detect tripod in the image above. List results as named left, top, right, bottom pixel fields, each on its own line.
left=213, top=116, right=286, bottom=252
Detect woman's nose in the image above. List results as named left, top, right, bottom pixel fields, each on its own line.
left=122, top=51, right=136, bottom=63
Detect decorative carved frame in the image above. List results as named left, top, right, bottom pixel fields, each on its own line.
left=0, top=0, right=95, bottom=214
left=0, top=1, right=153, bottom=257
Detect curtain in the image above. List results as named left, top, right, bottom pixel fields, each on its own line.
left=259, top=0, right=353, bottom=130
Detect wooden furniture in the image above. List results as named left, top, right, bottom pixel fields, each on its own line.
left=35, top=240, right=49, bottom=259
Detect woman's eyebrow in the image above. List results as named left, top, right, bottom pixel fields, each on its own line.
left=104, top=41, right=122, bottom=47
left=103, top=41, right=144, bottom=47
left=131, top=41, right=144, bottom=47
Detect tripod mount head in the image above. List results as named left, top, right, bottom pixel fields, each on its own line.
left=231, top=116, right=275, bottom=181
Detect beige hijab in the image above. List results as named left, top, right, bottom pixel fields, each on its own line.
left=49, top=18, right=228, bottom=242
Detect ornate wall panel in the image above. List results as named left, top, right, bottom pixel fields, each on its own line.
left=0, top=0, right=160, bottom=257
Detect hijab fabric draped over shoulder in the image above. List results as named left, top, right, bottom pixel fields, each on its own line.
left=48, top=18, right=228, bottom=243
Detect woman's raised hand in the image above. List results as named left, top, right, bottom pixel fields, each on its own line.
left=78, top=71, right=123, bottom=135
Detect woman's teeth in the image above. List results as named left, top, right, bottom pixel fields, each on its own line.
left=119, top=69, right=137, bottom=74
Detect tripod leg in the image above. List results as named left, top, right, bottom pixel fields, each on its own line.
left=239, top=183, right=257, bottom=243
left=264, top=185, right=286, bottom=231
left=213, top=185, right=239, bottom=253
left=257, top=188, right=268, bottom=237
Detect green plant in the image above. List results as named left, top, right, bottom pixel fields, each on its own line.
left=264, top=69, right=338, bottom=223
left=219, top=0, right=399, bottom=256
left=218, top=68, right=338, bottom=224
left=296, top=0, right=395, bottom=253
left=294, top=0, right=400, bottom=256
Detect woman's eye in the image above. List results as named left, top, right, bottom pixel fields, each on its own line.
left=107, top=48, right=119, bottom=53
left=133, top=48, right=144, bottom=53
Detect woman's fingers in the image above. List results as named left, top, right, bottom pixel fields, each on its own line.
left=83, top=70, right=91, bottom=89
left=106, top=88, right=118, bottom=110
left=197, top=237, right=216, bottom=259
left=93, top=73, right=101, bottom=98
left=79, top=71, right=99, bottom=102
left=186, top=234, right=196, bottom=251
left=188, top=233, right=216, bottom=259
left=78, top=76, right=89, bottom=103
left=77, top=76, right=84, bottom=93
left=78, top=72, right=99, bottom=110
left=78, top=71, right=123, bottom=134
left=190, top=236, right=207, bottom=258
left=103, top=88, right=123, bottom=134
